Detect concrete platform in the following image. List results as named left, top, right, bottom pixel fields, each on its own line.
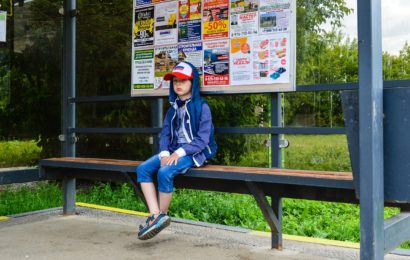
left=0, top=207, right=408, bottom=260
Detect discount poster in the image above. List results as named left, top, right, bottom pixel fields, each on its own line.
left=203, top=40, right=230, bottom=86
left=252, top=34, right=290, bottom=84
left=154, top=1, right=178, bottom=45
left=154, top=45, right=178, bottom=89
left=134, top=6, right=155, bottom=47
left=132, top=49, right=155, bottom=91
left=202, top=0, right=229, bottom=40
left=230, top=0, right=258, bottom=38
left=178, top=0, right=202, bottom=42
left=230, top=37, right=252, bottom=85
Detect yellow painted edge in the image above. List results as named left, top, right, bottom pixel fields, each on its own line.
left=75, top=202, right=360, bottom=249
left=0, top=216, right=10, bottom=221
left=76, top=202, right=150, bottom=217
left=250, top=230, right=360, bottom=249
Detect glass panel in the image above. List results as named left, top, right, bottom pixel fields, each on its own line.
left=283, top=134, right=351, bottom=172
left=283, top=90, right=344, bottom=127
left=297, top=0, right=358, bottom=86
left=77, top=99, right=159, bottom=128
left=212, top=134, right=270, bottom=167
left=0, top=1, right=62, bottom=168
left=77, top=134, right=154, bottom=161
left=207, top=94, right=271, bottom=127
left=76, top=1, right=132, bottom=96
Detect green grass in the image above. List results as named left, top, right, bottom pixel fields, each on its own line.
left=0, top=182, right=62, bottom=215
left=0, top=139, right=42, bottom=167
left=284, top=135, right=351, bottom=171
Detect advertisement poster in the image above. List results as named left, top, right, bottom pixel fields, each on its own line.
left=154, top=45, right=179, bottom=89
left=178, top=42, right=203, bottom=75
left=132, top=49, right=155, bottom=90
left=252, top=34, right=290, bottom=84
left=203, top=40, right=230, bottom=86
left=137, top=0, right=152, bottom=5
left=134, top=6, right=155, bottom=47
left=230, top=0, right=258, bottom=38
left=155, top=1, right=178, bottom=45
left=259, top=0, right=291, bottom=34
left=179, top=0, right=202, bottom=42
left=230, top=37, right=252, bottom=85
left=202, top=0, right=229, bottom=40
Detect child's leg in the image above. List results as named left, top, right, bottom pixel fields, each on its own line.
left=157, top=155, right=194, bottom=213
left=136, top=155, right=161, bottom=215
left=141, top=183, right=160, bottom=215
left=159, top=192, right=173, bottom=213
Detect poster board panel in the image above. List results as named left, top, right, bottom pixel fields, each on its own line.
left=131, top=0, right=296, bottom=96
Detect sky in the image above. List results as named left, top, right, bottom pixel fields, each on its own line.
left=339, top=0, right=410, bottom=55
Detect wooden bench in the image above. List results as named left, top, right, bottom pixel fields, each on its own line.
left=39, top=157, right=357, bottom=249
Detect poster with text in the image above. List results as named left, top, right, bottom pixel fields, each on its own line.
left=154, top=45, right=179, bottom=89
left=202, top=0, right=229, bottom=40
left=179, top=0, right=202, bottom=42
left=134, top=6, right=155, bottom=47
left=178, top=42, right=203, bottom=75
left=259, top=0, right=291, bottom=34
left=230, top=37, right=252, bottom=85
left=132, top=49, right=155, bottom=92
left=155, top=1, right=179, bottom=45
left=203, top=40, right=230, bottom=86
left=230, top=0, right=258, bottom=38
left=137, top=0, right=152, bottom=5
left=252, top=34, right=290, bottom=84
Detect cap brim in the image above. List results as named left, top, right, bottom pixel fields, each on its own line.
left=163, top=71, right=193, bottom=81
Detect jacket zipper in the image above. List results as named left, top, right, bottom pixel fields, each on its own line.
left=170, top=109, right=177, bottom=143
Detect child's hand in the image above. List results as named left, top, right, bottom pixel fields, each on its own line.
left=167, top=153, right=180, bottom=165
left=160, top=156, right=170, bottom=166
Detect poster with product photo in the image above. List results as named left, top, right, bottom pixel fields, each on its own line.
left=202, top=0, right=229, bottom=40
left=252, top=33, right=290, bottom=84
left=155, top=1, right=179, bottom=45
left=132, top=49, right=155, bottom=92
left=203, top=40, right=230, bottom=86
left=154, top=45, right=179, bottom=89
left=134, top=6, right=155, bottom=47
left=259, top=0, right=291, bottom=34
left=230, top=0, right=258, bottom=38
left=178, top=0, right=202, bottom=42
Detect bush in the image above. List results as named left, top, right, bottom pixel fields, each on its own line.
left=0, top=139, right=42, bottom=168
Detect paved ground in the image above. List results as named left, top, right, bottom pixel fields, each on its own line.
left=0, top=207, right=408, bottom=260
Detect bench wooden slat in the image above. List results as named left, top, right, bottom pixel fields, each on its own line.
left=41, top=157, right=353, bottom=181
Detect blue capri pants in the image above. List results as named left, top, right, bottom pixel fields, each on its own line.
left=136, top=154, right=194, bottom=193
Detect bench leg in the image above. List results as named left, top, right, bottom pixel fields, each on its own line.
left=63, top=177, right=76, bottom=215
left=271, top=196, right=282, bottom=249
left=246, top=181, right=282, bottom=250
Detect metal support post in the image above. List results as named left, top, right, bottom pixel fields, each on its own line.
left=270, top=93, right=282, bottom=249
left=151, top=98, right=163, bottom=154
left=357, top=0, right=384, bottom=259
left=271, top=93, right=282, bottom=167
left=63, top=177, right=76, bottom=215
left=384, top=212, right=410, bottom=253
left=62, top=0, right=77, bottom=215
left=271, top=196, right=282, bottom=249
left=246, top=181, right=282, bottom=249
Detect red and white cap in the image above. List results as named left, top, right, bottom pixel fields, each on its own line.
left=163, top=62, right=193, bottom=81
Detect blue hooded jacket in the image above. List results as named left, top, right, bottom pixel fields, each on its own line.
left=159, top=62, right=217, bottom=167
